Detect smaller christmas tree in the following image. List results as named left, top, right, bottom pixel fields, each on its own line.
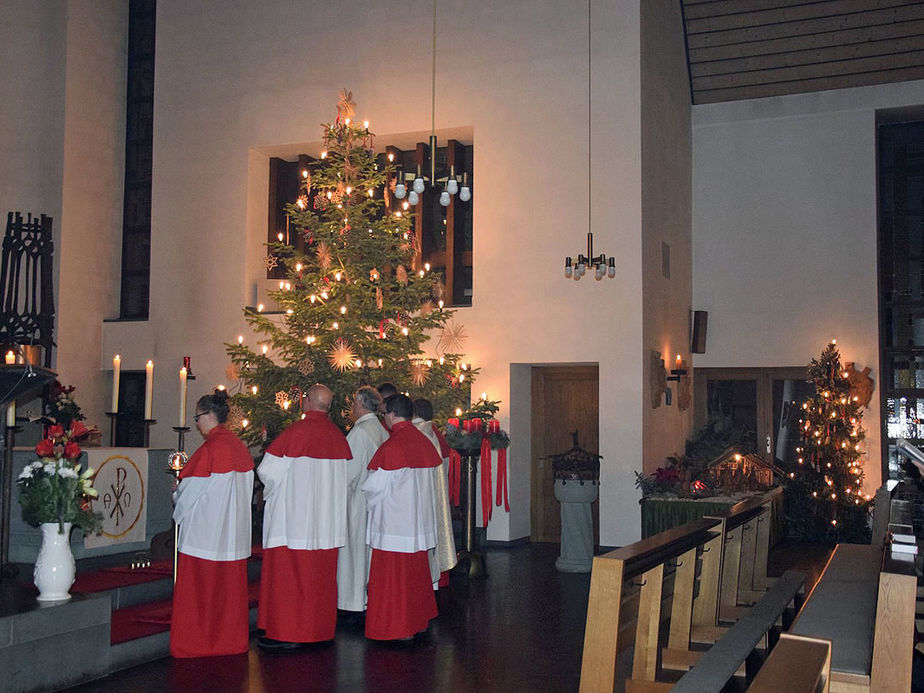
left=784, top=340, right=871, bottom=542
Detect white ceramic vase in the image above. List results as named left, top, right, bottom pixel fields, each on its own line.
left=34, top=522, right=75, bottom=601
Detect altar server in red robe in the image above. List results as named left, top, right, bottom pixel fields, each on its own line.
left=170, top=389, right=254, bottom=658
left=257, top=383, right=351, bottom=650
left=362, top=394, right=441, bottom=640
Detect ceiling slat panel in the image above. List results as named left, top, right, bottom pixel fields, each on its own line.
left=686, top=4, right=924, bottom=47
left=692, top=48, right=924, bottom=88
left=684, top=0, right=857, bottom=21
left=691, top=36, right=924, bottom=76
left=685, top=0, right=916, bottom=34
left=688, top=18, right=924, bottom=61
left=693, top=65, right=924, bottom=103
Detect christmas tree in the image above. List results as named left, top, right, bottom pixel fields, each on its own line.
left=784, top=340, right=871, bottom=542
left=225, top=92, right=477, bottom=447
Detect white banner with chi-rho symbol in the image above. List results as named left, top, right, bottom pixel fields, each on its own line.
left=84, top=449, right=148, bottom=549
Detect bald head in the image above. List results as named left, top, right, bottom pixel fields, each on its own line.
left=303, top=384, right=333, bottom=413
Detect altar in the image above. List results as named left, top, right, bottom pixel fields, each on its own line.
left=7, top=446, right=174, bottom=563
left=640, top=486, right=784, bottom=545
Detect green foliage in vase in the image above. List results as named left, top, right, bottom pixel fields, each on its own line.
left=226, top=94, right=477, bottom=447
left=17, top=422, right=101, bottom=532
left=782, top=341, right=871, bottom=543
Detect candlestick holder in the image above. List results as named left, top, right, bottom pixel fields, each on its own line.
left=172, top=426, right=191, bottom=453
left=142, top=419, right=156, bottom=448
left=166, top=448, right=189, bottom=585
left=457, top=454, right=487, bottom=579
left=105, top=411, right=120, bottom=446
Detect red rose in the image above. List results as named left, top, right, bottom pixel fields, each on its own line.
left=48, top=424, right=65, bottom=439
left=69, top=421, right=89, bottom=440
left=35, top=439, right=54, bottom=458
left=64, top=441, right=81, bottom=460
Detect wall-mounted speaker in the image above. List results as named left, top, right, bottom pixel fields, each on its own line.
left=691, top=310, right=708, bottom=354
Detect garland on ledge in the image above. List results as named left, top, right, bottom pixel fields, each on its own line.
left=442, top=397, right=510, bottom=526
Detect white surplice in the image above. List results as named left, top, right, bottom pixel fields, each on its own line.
left=413, top=417, right=458, bottom=583
left=337, top=412, right=389, bottom=611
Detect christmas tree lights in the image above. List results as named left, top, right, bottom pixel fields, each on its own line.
left=225, top=93, right=478, bottom=447
left=784, top=340, right=871, bottom=542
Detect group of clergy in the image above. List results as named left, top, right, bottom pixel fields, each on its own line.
left=168, top=382, right=457, bottom=658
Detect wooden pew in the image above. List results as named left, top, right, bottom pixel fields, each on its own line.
left=669, top=569, right=806, bottom=692
left=703, top=492, right=777, bottom=626
left=748, top=633, right=832, bottom=693
left=790, top=543, right=916, bottom=692
left=580, top=518, right=723, bottom=693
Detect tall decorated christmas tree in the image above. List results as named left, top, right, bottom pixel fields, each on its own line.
left=784, top=340, right=871, bottom=542
left=225, top=92, right=477, bottom=448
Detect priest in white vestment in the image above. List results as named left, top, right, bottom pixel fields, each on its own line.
left=413, top=398, right=458, bottom=587
left=337, top=385, right=387, bottom=616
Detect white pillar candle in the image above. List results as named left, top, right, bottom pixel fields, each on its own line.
left=144, top=360, right=154, bottom=419
left=5, top=401, right=15, bottom=428
left=111, top=354, right=121, bottom=412
left=178, top=367, right=188, bottom=427
left=4, top=350, right=15, bottom=365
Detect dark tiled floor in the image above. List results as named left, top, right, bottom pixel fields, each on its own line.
left=67, top=542, right=591, bottom=693
left=66, top=540, right=832, bottom=693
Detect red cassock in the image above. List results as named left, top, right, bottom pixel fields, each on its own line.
left=170, top=425, right=254, bottom=658
left=362, top=421, right=441, bottom=640
left=257, top=411, right=351, bottom=643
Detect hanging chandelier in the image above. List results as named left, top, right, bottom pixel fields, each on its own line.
left=565, top=0, right=614, bottom=281
left=393, top=0, right=471, bottom=207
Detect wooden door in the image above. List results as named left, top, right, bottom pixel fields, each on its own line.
left=531, top=365, right=599, bottom=543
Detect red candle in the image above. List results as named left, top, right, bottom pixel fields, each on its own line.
left=488, top=419, right=500, bottom=433
left=448, top=418, right=460, bottom=429
left=462, top=420, right=471, bottom=432
left=472, top=418, right=483, bottom=431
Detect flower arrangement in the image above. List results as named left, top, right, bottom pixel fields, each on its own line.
left=44, top=380, right=86, bottom=429
left=17, top=422, right=101, bottom=533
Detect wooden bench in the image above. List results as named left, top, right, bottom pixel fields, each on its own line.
left=748, top=633, right=832, bottom=693
left=580, top=518, right=723, bottom=692
left=669, top=569, right=806, bottom=692
left=790, top=543, right=916, bottom=692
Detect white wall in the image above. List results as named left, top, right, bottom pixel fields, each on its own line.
left=97, top=0, right=649, bottom=546
left=692, top=80, right=924, bottom=491
left=0, top=0, right=126, bottom=428
left=58, top=0, right=127, bottom=426
left=640, top=0, right=693, bottom=472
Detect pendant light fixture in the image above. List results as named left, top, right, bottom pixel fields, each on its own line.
left=393, top=0, right=471, bottom=206
left=565, top=0, right=614, bottom=281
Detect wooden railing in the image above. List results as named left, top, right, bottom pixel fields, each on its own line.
left=580, top=490, right=789, bottom=692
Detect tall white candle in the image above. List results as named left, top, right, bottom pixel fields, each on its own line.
left=5, top=401, right=15, bottom=428
left=178, top=367, right=188, bottom=427
left=111, top=354, right=121, bottom=412
left=144, top=360, right=154, bottom=419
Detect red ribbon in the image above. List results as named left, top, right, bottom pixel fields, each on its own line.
left=448, top=450, right=461, bottom=506
left=496, top=447, right=509, bottom=512
left=480, top=436, right=492, bottom=527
